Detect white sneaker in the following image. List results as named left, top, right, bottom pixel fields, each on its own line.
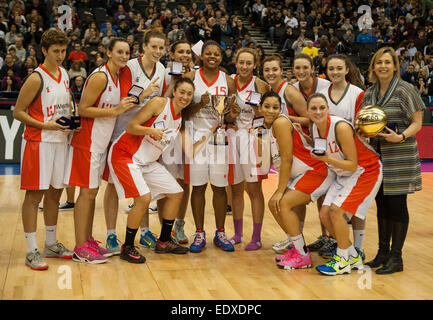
left=272, top=238, right=292, bottom=254
left=124, top=202, right=134, bottom=213
left=148, top=203, right=157, bottom=213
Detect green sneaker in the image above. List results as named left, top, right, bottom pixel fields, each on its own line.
left=173, top=220, right=188, bottom=244
left=140, top=230, right=157, bottom=249
left=316, top=255, right=351, bottom=276
left=106, top=233, right=121, bottom=255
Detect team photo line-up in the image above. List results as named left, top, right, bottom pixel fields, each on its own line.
left=14, top=27, right=424, bottom=277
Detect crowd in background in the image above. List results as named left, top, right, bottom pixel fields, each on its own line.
left=1, top=0, right=433, bottom=105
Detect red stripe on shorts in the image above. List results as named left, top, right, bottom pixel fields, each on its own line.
left=21, top=141, right=40, bottom=190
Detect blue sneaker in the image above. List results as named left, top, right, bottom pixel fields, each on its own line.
left=319, top=240, right=337, bottom=259
left=213, top=230, right=234, bottom=252
left=316, top=255, right=351, bottom=276
left=106, top=233, right=121, bottom=255
left=190, top=231, right=206, bottom=253
left=140, top=230, right=157, bottom=249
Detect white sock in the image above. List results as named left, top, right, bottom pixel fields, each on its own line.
left=348, top=245, right=358, bottom=258
left=107, top=229, right=116, bottom=237
left=336, top=247, right=349, bottom=260
left=25, top=232, right=38, bottom=253
left=353, top=229, right=365, bottom=250
left=45, top=225, right=57, bottom=246
left=291, top=234, right=308, bottom=256
left=141, top=227, right=150, bottom=236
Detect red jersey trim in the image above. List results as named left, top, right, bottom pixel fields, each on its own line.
left=199, top=68, right=220, bottom=87
left=38, top=64, right=62, bottom=84
left=170, top=99, right=182, bottom=120
left=105, top=64, right=118, bottom=88
left=234, top=74, right=253, bottom=92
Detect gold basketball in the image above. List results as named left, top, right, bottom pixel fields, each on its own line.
left=356, top=105, right=387, bottom=137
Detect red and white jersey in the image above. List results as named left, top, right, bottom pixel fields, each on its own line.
left=320, top=83, right=364, bottom=125
left=270, top=114, right=326, bottom=176
left=293, top=77, right=330, bottom=101
left=311, top=115, right=380, bottom=176
left=112, top=58, right=165, bottom=141
left=191, top=68, right=228, bottom=130
left=276, top=81, right=301, bottom=117
left=24, top=65, right=70, bottom=143
left=230, top=74, right=257, bottom=130
left=70, top=64, right=120, bottom=153
left=111, top=98, right=182, bottom=165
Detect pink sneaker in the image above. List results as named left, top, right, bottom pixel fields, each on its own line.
left=275, top=245, right=296, bottom=262
left=72, top=241, right=107, bottom=264
left=276, top=248, right=312, bottom=270
left=89, top=237, right=113, bottom=257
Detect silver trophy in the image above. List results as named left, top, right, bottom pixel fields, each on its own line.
left=210, top=95, right=235, bottom=145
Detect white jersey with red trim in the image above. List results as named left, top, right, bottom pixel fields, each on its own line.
left=230, top=74, right=257, bottom=130
left=70, top=64, right=120, bottom=153
left=191, top=68, right=228, bottom=130
left=311, top=115, right=380, bottom=176
left=269, top=114, right=326, bottom=176
left=112, top=58, right=165, bottom=141
left=293, top=77, right=330, bottom=101
left=319, top=83, right=364, bottom=125
left=24, top=65, right=70, bottom=143
left=111, top=98, right=182, bottom=165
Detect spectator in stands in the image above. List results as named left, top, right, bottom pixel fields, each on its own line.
left=67, top=42, right=89, bottom=65
left=268, top=10, right=285, bottom=45
left=399, top=49, right=411, bottom=74
left=24, top=21, right=42, bottom=47
left=232, top=18, right=248, bottom=40
left=11, top=37, right=25, bottom=63
left=301, top=40, right=318, bottom=59
left=251, top=0, right=265, bottom=27
left=167, top=23, right=185, bottom=42
left=281, top=26, right=296, bottom=53
left=412, top=51, right=425, bottom=72
left=84, top=27, right=101, bottom=51
left=343, top=28, right=355, bottom=43
left=1, top=74, right=20, bottom=91
left=2, top=69, right=21, bottom=89
left=417, top=69, right=430, bottom=105
left=26, top=8, right=43, bottom=30
left=116, top=19, right=131, bottom=38
left=5, top=23, right=23, bottom=46
left=407, top=40, right=417, bottom=59
left=161, top=9, right=173, bottom=31
left=241, top=33, right=257, bottom=49
left=356, top=28, right=373, bottom=43
left=114, top=4, right=130, bottom=24
left=26, top=44, right=42, bottom=64
left=100, top=21, right=117, bottom=37
left=401, top=63, right=418, bottom=85
left=340, top=18, right=354, bottom=31
left=189, top=2, right=199, bottom=18
left=220, top=16, right=232, bottom=39
left=285, top=10, right=298, bottom=29
left=68, top=60, right=87, bottom=80
left=292, top=29, right=307, bottom=56
left=20, top=56, right=37, bottom=79
left=70, top=75, right=85, bottom=95
left=131, top=40, right=140, bottom=59
left=206, top=17, right=222, bottom=44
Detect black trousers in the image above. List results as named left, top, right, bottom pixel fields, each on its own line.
left=375, top=184, right=409, bottom=224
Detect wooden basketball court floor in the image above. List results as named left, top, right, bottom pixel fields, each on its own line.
left=1, top=173, right=432, bottom=300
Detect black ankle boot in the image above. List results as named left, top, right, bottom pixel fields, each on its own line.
left=376, top=221, right=408, bottom=275
left=365, top=218, right=391, bottom=268
left=376, top=251, right=403, bottom=274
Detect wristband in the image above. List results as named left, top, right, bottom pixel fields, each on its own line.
left=400, top=133, right=406, bottom=143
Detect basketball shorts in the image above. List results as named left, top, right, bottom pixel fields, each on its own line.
left=287, top=166, right=335, bottom=202
left=232, top=129, right=268, bottom=184
left=20, top=140, right=68, bottom=190
left=108, top=152, right=183, bottom=200
left=63, top=146, right=106, bottom=189
left=323, top=162, right=383, bottom=219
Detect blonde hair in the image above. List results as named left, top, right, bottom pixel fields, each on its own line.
left=368, top=47, right=400, bottom=84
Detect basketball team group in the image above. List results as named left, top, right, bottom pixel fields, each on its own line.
left=14, top=27, right=425, bottom=277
